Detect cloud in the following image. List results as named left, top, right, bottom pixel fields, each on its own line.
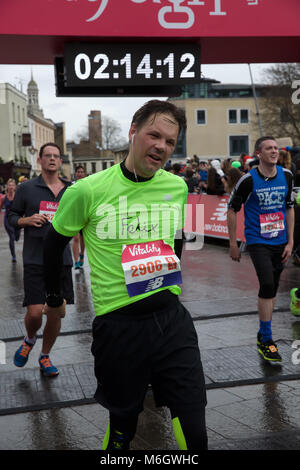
left=0, top=62, right=272, bottom=142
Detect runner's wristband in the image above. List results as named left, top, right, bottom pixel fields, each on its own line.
left=46, top=294, right=64, bottom=308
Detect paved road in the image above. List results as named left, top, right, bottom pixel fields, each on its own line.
left=1, top=211, right=300, bottom=451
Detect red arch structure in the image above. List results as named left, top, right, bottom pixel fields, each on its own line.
left=0, top=0, right=299, bottom=65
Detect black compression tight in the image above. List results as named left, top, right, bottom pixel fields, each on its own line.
left=103, top=407, right=207, bottom=451
left=171, top=407, right=208, bottom=451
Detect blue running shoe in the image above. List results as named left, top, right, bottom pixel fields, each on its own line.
left=14, top=340, right=34, bottom=367
left=39, top=355, right=59, bottom=377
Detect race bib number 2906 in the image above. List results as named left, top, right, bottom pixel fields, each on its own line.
left=122, top=240, right=182, bottom=298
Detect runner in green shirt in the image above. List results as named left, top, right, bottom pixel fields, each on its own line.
left=43, top=100, right=207, bottom=451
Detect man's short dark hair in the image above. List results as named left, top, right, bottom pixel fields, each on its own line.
left=39, top=142, right=62, bottom=158
left=75, top=165, right=85, bottom=172
left=131, top=100, right=187, bottom=136
left=254, top=136, right=276, bottom=153
left=172, top=163, right=182, bottom=173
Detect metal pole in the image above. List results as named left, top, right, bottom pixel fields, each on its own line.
left=248, top=63, right=263, bottom=137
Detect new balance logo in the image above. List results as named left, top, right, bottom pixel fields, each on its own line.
left=210, top=198, right=228, bottom=222
left=145, top=277, right=164, bottom=292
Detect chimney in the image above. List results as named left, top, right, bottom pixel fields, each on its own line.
left=88, top=110, right=102, bottom=148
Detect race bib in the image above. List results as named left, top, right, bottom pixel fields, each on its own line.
left=259, top=212, right=285, bottom=239
left=121, top=240, right=182, bottom=298
left=39, top=201, right=59, bottom=223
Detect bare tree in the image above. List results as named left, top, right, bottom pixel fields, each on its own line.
left=101, top=116, right=127, bottom=150
left=259, top=63, right=300, bottom=145
left=73, top=116, right=127, bottom=150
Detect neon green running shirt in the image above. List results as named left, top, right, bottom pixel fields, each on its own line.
left=52, top=163, right=187, bottom=316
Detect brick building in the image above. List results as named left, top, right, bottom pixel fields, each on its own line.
left=70, top=110, right=114, bottom=176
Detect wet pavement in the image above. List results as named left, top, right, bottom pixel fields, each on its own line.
left=1, top=210, right=300, bottom=451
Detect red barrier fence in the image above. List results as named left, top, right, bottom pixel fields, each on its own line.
left=185, top=193, right=245, bottom=242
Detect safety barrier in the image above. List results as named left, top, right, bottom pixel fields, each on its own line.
left=185, top=193, right=245, bottom=242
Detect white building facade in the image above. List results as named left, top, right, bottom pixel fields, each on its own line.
left=0, top=82, right=29, bottom=164
left=27, top=76, right=55, bottom=175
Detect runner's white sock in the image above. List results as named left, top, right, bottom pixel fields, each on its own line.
left=25, top=336, right=36, bottom=346
left=40, top=352, right=49, bottom=358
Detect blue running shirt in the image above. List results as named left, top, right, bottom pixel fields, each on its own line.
left=228, top=166, right=294, bottom=246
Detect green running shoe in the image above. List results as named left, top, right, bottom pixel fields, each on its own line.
left=290, top=288, right=300, bottom=316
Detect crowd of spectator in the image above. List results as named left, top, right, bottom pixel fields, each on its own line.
left=165, top=153, right=245, bottom=195
left=165, top=147, right=300, bottom=268
left=165, top=146, right=300, bottom=198
left=0, top=175, right=28, bottom=195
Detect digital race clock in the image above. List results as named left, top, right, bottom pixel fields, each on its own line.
left=64, top=43, right=201, bottom=88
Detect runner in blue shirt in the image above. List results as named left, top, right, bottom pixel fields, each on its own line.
left=227, top=136, right=294, bottom=362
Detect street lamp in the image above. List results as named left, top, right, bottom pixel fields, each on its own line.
left=248, top=63, right=263, bottom=137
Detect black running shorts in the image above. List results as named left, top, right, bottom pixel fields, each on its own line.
left=247, top=243, right=286, bottom=299
left=91, top=291, right=207, bottom=418
left=23, top=264, right=74, bottom=306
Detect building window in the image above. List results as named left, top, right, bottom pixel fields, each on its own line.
left=12, top=102, right=15, bottom=122
left=102, top=161, right=107, bottom=171
left=228, top=109, right=237, bottom=124
left=196, top=109, right=206, bottom=125
left=173, top=133, right=186, bottom=159
left=229, top=135, right=249, bottom=156
left=229, top=109, right=249, bottom=124
left=91, top=162, right=96, bottom=174
left=240, top=109, right=249, bottom=123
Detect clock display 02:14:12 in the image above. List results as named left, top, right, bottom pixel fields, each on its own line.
left=74, top=51, right=197, bottom=81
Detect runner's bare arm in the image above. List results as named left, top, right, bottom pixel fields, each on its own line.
left=281, top=207, right=295, bottom=264
left=227, top=208, right=241, bottom=262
